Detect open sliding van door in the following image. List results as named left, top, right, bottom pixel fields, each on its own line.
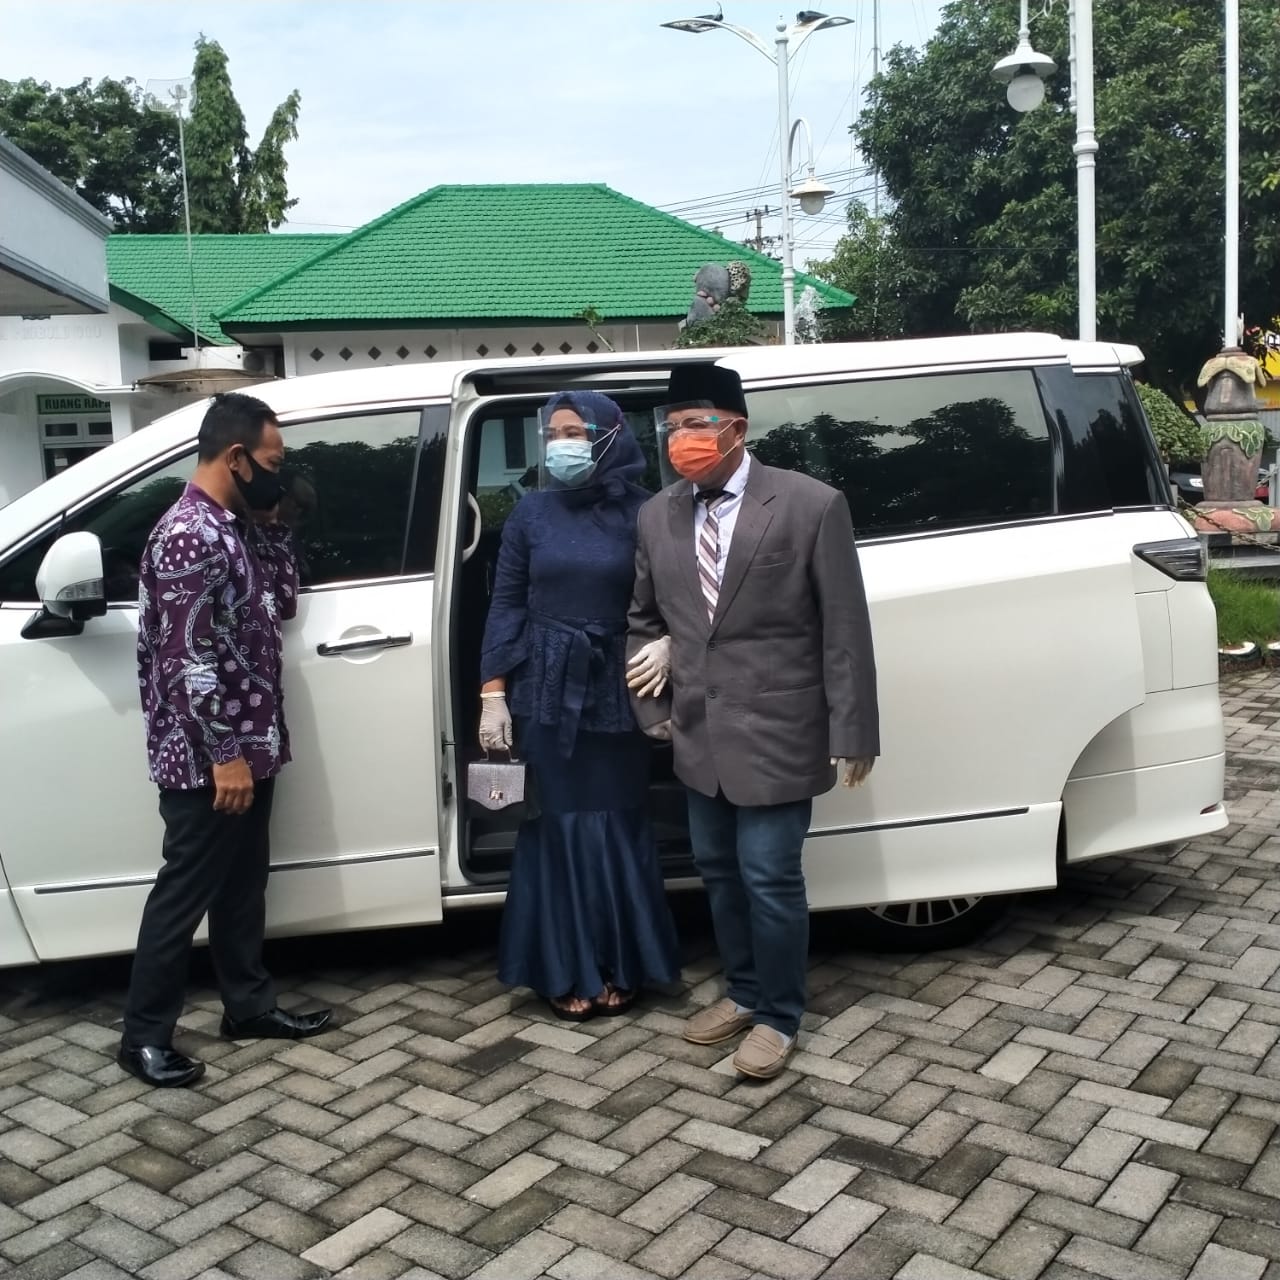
left=432, top=354, right=723, bottom=898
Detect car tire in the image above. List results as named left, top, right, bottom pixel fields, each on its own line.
left=850, top=894, right=1010, bottom=952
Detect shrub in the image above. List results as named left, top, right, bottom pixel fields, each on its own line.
left=1136, top=382, right=1203, bottom=465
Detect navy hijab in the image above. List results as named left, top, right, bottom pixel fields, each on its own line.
left=542, top=390, right=650, bottom=535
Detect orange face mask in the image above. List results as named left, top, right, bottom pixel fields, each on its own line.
left=667, top=423, right=738, bottom=483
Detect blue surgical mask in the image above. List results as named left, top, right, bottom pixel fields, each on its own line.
left=545, top=438, right=597, bottom=487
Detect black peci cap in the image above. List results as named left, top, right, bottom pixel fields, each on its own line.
left=665, top=363, right=748, bottom=418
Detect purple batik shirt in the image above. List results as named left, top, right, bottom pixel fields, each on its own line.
left=138, top=483, right=299, bottom=790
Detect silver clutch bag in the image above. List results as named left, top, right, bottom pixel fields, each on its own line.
left=466, top=752, right=531, bottom=817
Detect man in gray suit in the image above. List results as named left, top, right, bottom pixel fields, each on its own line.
left=626, top=362, right=879, bottom=1078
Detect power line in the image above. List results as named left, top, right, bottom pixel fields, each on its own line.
left=677, top=179, right=877, bottom=231
left=660, top=166, right=872, bottom=213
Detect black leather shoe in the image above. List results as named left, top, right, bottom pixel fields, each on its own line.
left=220, top=1007, right=332, bottom=1041
left=117, top=1042, right=205, bottom=1089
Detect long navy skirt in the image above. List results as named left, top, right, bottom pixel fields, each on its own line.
left=498, top=720, right=682, bottom=999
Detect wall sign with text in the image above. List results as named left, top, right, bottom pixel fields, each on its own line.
left=36, top=395, right=111, bottom=415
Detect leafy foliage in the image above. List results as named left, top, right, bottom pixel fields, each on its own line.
left=674, top=298, right=766, bottom=348
left=0, top=76, right=182, bottom=230
left=0, top=36, right=300, bottom=234
left=1135, top=382, right=1202, bottom=464
left=808, top=205, right=909, bottom=340
left=850, top=0, right=1280, bottom=389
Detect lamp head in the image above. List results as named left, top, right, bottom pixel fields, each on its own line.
left=791, top=172, right=835, bottom=216
left=795, top=10, right=853, bottom=32
left=661, top=16, right=720, bottom=32
left=993, top=35, right=1055, bottom=112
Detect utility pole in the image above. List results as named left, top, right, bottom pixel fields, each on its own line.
left=871, top=0, right=880, bottom=219
left=743, top=206, right=780, bottom=257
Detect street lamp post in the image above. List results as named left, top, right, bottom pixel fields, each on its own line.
left=662, top=9, right=851, bottom=344
left=993, top=0, right=1096, bottom=343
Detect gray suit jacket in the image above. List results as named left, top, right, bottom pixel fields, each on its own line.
left=628, top=458, right=879, bottom=807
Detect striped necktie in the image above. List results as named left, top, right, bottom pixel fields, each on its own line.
left=697, top=490, right=729, bottom=622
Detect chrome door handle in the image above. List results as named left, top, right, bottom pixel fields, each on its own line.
left=316, top=632, right=412, bottom=657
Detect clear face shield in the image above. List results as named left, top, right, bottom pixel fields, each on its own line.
left=538, top=403, right=622, bottom=491
left=654, top=400, right=744, bottom=487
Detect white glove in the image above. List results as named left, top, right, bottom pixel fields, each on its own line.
left=479, top=692, right=513, bottom=751
left=645, top=719, right=673, bottom=741
left=832, top=756, right=874, bottom=788
left=627, top=636, right=672, bottom=699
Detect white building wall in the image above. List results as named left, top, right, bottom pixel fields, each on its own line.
left=117, top=321, right=154, bottom=387
left=0, top=305, right=228, bottom=501
left=0, top=152, right=110, bottom=314
left=283, top=322, right=683, bottom=378
left=0, top=308, right=124, bottom=386
left=0, top=387, right=42, bottom=507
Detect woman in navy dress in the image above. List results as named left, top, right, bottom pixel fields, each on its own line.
left=478, top=390, right=681, bottom=1020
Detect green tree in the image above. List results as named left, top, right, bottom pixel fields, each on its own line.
left=187, top=35, right=301, bottom=233
left=0, top=36, right=300, bottom=234
left=808, top=204, right=909, bottom=340
left=0, top=76, right=182, bottom=230
left=850, top=0, right=1280, bottom=391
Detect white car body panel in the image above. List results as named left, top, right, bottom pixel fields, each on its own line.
left=0, top=333, right=1226, bottom=963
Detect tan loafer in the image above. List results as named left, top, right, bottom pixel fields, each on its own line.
left=684, top=997, right=753, bottom=1045
left=733, top=1025, right=795, bottom=1079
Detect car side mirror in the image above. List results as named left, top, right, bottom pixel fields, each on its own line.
left=21, top=532, right=108, bottom=640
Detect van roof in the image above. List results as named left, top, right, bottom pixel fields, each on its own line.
left=0, top=333, right=1143, bottom=547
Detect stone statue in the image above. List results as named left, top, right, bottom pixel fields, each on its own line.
left=684, top=261, right=752, bottom=327
left=1193, top=347, right=1278, bottom=533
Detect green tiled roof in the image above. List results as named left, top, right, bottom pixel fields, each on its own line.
left=106, top=233, right=341, bottom=344
left=217, top=184, right=854, bottom=329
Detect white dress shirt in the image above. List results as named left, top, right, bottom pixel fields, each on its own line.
left=693, top=451, right=753, bottom=586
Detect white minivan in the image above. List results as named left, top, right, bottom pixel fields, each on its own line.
left=0, top=334, right=1227, bottom=969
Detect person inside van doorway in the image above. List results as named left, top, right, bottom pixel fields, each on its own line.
left=479, top=390, right=681, bottom=1021
left=119, top=393, right=331, bottom=1089
left=626, top=362, right=880, bottom=1079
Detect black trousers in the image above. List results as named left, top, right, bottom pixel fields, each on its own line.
left=122, top=779, right=277, bottom=1047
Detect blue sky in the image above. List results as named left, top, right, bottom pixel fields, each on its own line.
left=1, top=0, right=946, bottom=261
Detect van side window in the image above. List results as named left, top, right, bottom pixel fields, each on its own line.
left=280, top=410, right=425, bottom=586
left=1036, top=368, right=1170, bottom=512
left=0, top=408, right=435, bottom=605
left=745, top=371, right=1053, bottom=537
left=0, top=455, right=192, bottom=605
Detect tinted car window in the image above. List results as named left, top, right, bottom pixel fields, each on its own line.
left=282, top=410, right=423, bottom=587
left=0, top=455, right=191, bottom=604
left=0, top=409, right=432, bottom=604
left=745, top=371, right=1053, bottom=537
left=1036, top=368, right=1170, bottom=512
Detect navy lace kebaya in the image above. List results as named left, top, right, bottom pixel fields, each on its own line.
left=480, top=390, right=680, bottom=1007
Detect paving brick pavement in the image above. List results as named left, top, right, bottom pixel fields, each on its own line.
left=1, top=669, right=1278, bottom=1279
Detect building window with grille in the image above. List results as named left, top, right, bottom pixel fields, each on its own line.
left=37, top=395, right=114, bottom=480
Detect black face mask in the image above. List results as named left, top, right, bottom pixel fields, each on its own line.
left=233, top=452, right=284, bottom=512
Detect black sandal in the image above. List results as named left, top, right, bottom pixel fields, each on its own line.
left=545, top=995, right=596, bottom=1023
left=592, top=985, right=639, bottom=1018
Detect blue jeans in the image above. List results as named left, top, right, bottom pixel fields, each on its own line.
left=685, top=789, right=812, bottom=1038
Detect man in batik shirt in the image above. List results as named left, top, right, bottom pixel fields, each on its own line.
left=119, top=393, right=331, bottom=1089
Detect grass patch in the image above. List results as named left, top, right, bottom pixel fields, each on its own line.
left=1207, top=570, right=1280, bottom=647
